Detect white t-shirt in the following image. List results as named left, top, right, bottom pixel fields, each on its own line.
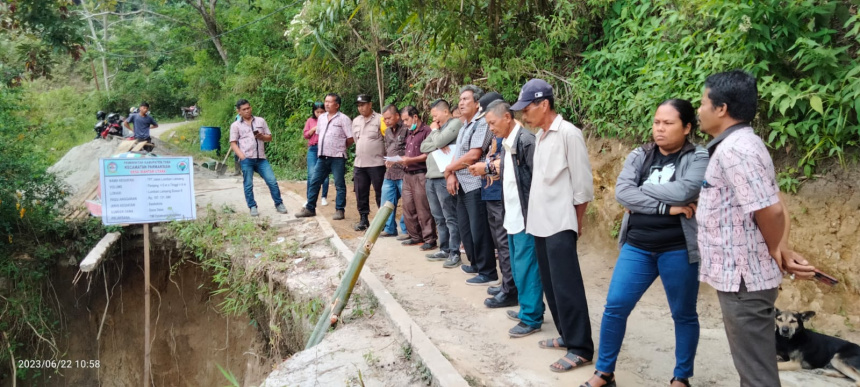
left=502, top=125, right=525, bottom=234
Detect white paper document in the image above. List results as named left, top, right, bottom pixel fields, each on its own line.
left=431, top=148, right=455, bottom=170
left=383, top=155, right=403, bottom=163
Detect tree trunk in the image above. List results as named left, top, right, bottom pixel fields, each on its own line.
left=101, top=14, right=110, bottom=91
left=186, top=0, right=228, bottom=66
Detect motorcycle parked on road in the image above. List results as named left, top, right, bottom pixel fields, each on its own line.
left=93, top=111, right=126, bottom=139
left=181, top=104, right=200, bottom=120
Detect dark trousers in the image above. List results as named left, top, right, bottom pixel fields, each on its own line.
left=457, top=187, right=497, bottom=279
left=403, top=172, right=436, bottom=244
left=534, top=230, right=593, bottom=360
left=717, top=282, right=780, bottom=387
left=353, top=166, right=385, bottom=216
left=306, top=156, right=347, bottom=212
left=486, top=200, right=516, bottom=295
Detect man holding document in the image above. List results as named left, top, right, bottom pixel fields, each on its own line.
left=395, top=106, right=437, bottom=251
left=421, top=99, right=463, bottom=266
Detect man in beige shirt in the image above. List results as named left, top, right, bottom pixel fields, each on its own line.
left=512, top=79, right=595, bottom=373
left=352, top=94, right=385, bottom=230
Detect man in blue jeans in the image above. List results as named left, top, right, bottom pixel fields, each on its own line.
left=296, top=93, right=354, bottom=220
left=229, top=99, right=287, bottom=217
left=379, top=104, right=408, bottom=237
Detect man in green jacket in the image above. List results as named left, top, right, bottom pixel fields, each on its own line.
left=421, top=99, right=463, bottom=268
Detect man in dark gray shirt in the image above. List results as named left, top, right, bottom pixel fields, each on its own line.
left=123, top=102, right=159, bottom=142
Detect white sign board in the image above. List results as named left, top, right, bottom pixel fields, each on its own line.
left=99, top=157, right=197, bottom=225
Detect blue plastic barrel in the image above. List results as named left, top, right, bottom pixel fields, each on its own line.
left=200, top=126, right=221, bottom=153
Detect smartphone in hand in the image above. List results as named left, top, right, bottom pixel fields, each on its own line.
left=813, top=269, right=838, bottom=286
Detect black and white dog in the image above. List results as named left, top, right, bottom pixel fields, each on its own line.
left=775, top=309, right=860, bottom=385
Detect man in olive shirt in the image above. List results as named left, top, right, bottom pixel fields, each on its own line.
left=352, top=94, right=385, bottom=231
left=512, top=79, right=595, bottom=372
left=421, top=99, right=463, bottom=267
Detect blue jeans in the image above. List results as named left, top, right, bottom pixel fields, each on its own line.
left=426, top=177, right=459, bottom=254
left=306, top=145, right=329, bottom=199
left=509, top=231, right=544, bottom=328
left=240, top=158, right=283, bottom=209
left=596, top=244, right=700, bottom=379
left=306, top=156, right=346, bottom=211
left=380, top=179, right=406, bottom=235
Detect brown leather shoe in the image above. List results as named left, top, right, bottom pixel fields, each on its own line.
left=332, top=210, right=345, bottom=220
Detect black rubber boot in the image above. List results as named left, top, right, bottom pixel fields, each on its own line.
left=354, top=214, right=369, bottom=231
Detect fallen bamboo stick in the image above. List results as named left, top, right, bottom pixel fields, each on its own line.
left=305, top=201, right=394, bottom=349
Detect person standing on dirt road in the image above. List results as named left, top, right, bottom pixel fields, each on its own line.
left=229, top=99, right=287, bottom=217
left=420, top=99, right=463, bottom=267
left=303, top=101, right=330, bottom=207
left=397, top=105, right=437, bottom=251
left=296, top=93, right=354, bottom=221
left=123, top=101, right=158, bottom=142
left=351, top=94, right=386, bottom=231
left=512, top=78, right=595, bottom=373
left=379, top=105, right=409, bottom=238
left=695, top=70, right=815, bottom=387
left=482, top=100, right=546, bottom=339
left=443, top=85, right=498, bottom=286
left=582, top=99, right=708, bottom=387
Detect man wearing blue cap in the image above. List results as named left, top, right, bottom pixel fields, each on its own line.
left=511, top=79, right=595, bottom=373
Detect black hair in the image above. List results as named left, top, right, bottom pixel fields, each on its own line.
left=140, top=101, right=150, bottom=108
left=430, top=99, right=450, bottom=112
left=235, top=99, right=250, bottom=109
left=400, top=105, right=419, bottom=118
left=382, top=104, right=399, bottom=116
left=310, top=101, right=324, bottom=119
left=704, top=70, right=758, bottom=122
left=325, top=93, right=342, bottom=105
left=533, top=96, right=555, bottom=110
left=658, top=99, right=698, bottom=131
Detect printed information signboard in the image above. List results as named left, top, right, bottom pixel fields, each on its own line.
left=99, top=157, right=197, bottom=225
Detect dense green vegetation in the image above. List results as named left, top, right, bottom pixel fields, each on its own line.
left=1, top=0, right=859, bottom=382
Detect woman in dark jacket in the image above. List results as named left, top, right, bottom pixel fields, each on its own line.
left=581, top=99, right=709, bottom=387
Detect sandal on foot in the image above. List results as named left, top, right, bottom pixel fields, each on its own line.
left=580, top=370, right=616, bottom=387
left=549, top=352, right=591, bottom=373
left=671, top=377, right=691, bottom=387
left=538, top=337, right=566, bottom=350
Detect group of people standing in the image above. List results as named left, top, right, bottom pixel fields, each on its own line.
left=229, top=70, right=817, bottom=387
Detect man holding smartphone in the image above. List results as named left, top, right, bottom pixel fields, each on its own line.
left=230, top=99, right=287, bottom=217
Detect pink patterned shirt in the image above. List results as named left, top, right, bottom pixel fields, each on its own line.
left=697, top=126, right=783, bottom=292
left=316, top=111, right=353, bottom=158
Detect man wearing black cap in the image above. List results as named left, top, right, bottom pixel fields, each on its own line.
left=351, top=94, right=385, bottom=231
left=511, top=79, right=595, bottom=372
left=443, top=85, right=498, bottom=286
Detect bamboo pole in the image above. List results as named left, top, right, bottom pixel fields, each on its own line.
left=305, top=201, right=394, bottom=349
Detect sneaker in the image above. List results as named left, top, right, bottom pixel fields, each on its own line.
left=401, top=239, right=421, bottom=246
left=250, top=207, right=259, bottom=217
left=276, top=204, right=288, bottom=214
left=442, top=254, right=461, bottom=268
left=332, top=210, right=345, bottom=220
left=425, top=251, right=448, bottom=261
left=418, top=243, right=437, bottom=251
left=294, top=207, right=316, bottom=218
left=321, top=197, right=328, bottom=206
left=487, top=286, right=502, bottom=296
left=460, top=264, right=478, bottom=275
left=506, top=310, right=520, bottom=322
left=396, top=234, right=412, bottom=241
left=508, top=322, right=541, bottom=338
left=465, top=274, right=498, bottom=286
